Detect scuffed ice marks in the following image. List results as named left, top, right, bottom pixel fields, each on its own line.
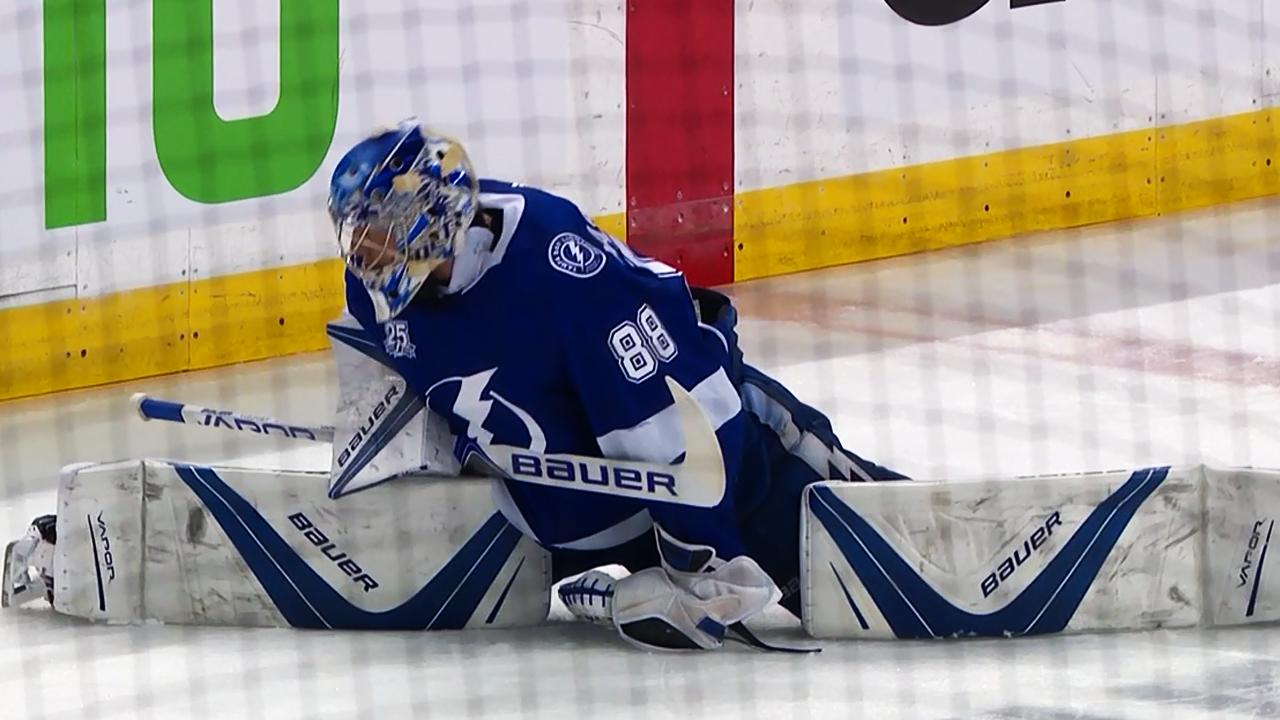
left=1115, top=656, right=1280, bottom=717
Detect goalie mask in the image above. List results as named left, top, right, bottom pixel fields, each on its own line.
left=328, top=120, right=479, bottom=321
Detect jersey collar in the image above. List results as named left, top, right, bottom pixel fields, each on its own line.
left=441, top=191, right=524, bottom=296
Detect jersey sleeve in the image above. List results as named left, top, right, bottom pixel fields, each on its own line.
left=552, top=221, right=750, bottom=558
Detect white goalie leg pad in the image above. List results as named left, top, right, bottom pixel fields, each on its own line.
left=49, top=459, right=550, bottom=629
left=802, top=464, right=1280, bottom=639
left=1204, top=466, right=1280, bottom=623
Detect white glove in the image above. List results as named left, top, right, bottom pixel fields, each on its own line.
left=558, top=526, right=782, bottom=651
left=610, top=555, right=780, bottom=651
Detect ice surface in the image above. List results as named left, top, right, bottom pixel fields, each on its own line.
left=4, top=198, right=1280, bottom=718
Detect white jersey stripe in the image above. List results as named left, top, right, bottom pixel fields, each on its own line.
left=596, top=368, right=741, bottom=463
left=551, top=510, right=654, bottom=551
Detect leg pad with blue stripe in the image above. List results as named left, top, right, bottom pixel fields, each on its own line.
left=45, top=460, right=550, bottom=630
left=803, top=465, right=1280, bottom=639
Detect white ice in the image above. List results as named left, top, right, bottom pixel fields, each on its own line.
left=4, top=198, right=1280, bottom=719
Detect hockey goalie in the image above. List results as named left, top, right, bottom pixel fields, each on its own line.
left=8, top=121, right=1280, bottom=651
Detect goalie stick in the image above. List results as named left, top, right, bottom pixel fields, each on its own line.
left=132, top=393, right=336, bottom=442
left=130, top=378, right=728, bottom=508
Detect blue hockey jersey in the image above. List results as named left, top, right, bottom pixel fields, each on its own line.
left=344, top=180, right=752, bottom=557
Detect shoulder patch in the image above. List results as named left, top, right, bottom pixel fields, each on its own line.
left=548, top=232, right=606, bottom=278
left=383, top=320, right=416, bottom=359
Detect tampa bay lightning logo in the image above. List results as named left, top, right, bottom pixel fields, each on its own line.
left=548, top=233, right=605, bottom=278
left=430, top=368, right=548, bottom=453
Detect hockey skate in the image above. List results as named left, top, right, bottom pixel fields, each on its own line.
left=1, top=515, right=56, bottom=609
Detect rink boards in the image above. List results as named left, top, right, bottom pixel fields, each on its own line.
left=51, top=460, right=551, bottom=630
left=804, top=465, right=1280, bottom=639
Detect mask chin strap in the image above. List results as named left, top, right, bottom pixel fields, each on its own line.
left=443, top=225, right=496, bottom=295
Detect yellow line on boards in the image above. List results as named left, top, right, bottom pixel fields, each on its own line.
left=734, top=107, right=1279, bottom=281
left=0, top=213, right=628, bottom=402
left=4, top=101, right=1280, bottom=405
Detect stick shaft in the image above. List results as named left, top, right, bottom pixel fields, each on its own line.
left=131, top=393, right=334, bottom=443
left=131, top=378, right=724, bottom=508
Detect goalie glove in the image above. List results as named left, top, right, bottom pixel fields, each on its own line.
left=558, top=526, right=787, bottom=652
left=559, top=558, right=790, bottom=652
left=614, top=557, right=780, bottom=651
left=2, top=515, right=56, bottom=609
left=557, top=569, right=618, bottom=627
